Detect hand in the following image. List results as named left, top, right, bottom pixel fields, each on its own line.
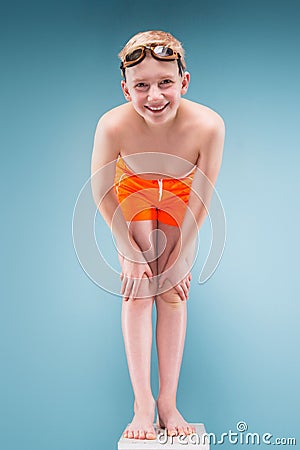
left=118, top=253, right=153, bottom=301
left=158, top=242, right=195, bottom=301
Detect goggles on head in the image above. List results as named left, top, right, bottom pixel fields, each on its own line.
left=120, top=45, right=184, bottom=78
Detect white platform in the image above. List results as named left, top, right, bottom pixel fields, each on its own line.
left=118, top=423, right=209, bottom=450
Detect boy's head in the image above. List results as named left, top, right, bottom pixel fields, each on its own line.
left=118, top=30, right=187, bottom=80
left=119, top=30, right=190, bottom=126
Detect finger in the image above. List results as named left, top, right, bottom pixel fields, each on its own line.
left=185, top=277, right=191, bottom=292
left=184, top=281, right=190, bottom=299
left=120, top=276, right=127, bottom=294
left=121, top=276, right=130, bottom=299
left=180, top=281, right=189, bottom=298
left=124, top=277, right=134, bottom=300
left=129, top=277, right=141, bottom=301
left=158, top=275, right=164, bottom=288
left=121, top=279, right=129, bottom=300
left=175, top=284, right=186, bottom=301
left=120, top=272, right=124, bottom=280
left=145, top=264, right=153, bottom=278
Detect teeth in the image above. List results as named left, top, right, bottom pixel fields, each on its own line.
left=148, top=105, right=166, bottom=111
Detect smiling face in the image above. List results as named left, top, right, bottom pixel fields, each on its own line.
left=121, top=55, right=190, bottom=126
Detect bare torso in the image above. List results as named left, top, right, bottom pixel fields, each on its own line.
left=111, top=98, right=220, bottom=180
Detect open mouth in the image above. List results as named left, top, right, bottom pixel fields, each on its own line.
left=145, top=102, right=169, bottom=113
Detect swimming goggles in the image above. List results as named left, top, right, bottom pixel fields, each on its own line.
left=120, top=45, right=184, bottom=78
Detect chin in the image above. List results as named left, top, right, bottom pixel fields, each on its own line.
left=144, top=105, right=178, bottom=123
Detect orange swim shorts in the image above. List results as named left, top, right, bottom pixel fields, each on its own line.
left=114, top=156, right=196, bottom=227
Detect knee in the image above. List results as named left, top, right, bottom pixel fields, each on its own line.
left=123, top=274, right=156, bottom=304
left=124, top=294, right=154, bottom=307
left=156, top=288, right=183, bottom=308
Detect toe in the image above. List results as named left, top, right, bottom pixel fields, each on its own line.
left=139, top=430, right=146, bottom=440
left=128, top=430, right=134, bottom=439
left=146, top=430, right=156, bottom=440
left=133, top=430, right=139, bottom=439
left=177, top=426, right=185, bottom=436
left=168, top=426, right=177, bottom=437
left=123, top=429, right=128, bottom=438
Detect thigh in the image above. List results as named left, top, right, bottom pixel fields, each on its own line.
left=156, top=222, right=185, bottom=302
left=127, top=220, right=158, bottom=275
left=156, top=222, right=181, bottom=275
left=126, top=219, right=158, bottom=299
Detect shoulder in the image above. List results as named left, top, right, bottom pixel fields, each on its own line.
left=181, top=99, right=225, bottom=136
left=95, top=103, right=133, bottom=136
left=181, top=100, right=225, bottom=172
left=92, top=104, right=129, bottom=167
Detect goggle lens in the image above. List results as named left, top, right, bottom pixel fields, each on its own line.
left=125, top=45, right=177, bottom=65
left=153, top=46, right=174, bottom=57
left=125, top=48, right=143, bottom=62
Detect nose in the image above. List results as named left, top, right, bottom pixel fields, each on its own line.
left=147, top=84, right=163, bottom=102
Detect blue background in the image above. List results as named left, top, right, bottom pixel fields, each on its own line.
left=1, top=0, right=299, bottom=449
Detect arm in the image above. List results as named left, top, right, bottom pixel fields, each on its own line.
left=181, top=115, right=225, bottom=249
left=91, top=113, right=152, bottom=299
left=91, top=113, right=137, bottom=257
left=158, top=115, right=225, bottom=297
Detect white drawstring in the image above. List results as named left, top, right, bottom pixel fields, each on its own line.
left=158, top=179, right=163, bottom=201
left=115, top=173, right=128, bottom=195
left=116, top=161, right=165, bottom=202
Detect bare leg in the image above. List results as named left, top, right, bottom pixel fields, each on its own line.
left=155, top=222, right=196, bottom=437
left=122, top=220, right=157, bottom=440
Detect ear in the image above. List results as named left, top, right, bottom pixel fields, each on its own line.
left=181, top=71, right=190, bottom=96
left=121, top=80, right=132, bottom=102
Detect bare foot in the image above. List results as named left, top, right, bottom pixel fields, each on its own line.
left=123, top=399, right=156, bottom=440
left=157, top=399, right=196, bottom=437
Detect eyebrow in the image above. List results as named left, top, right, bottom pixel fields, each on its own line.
left=132, top=74, right=175, bottom=83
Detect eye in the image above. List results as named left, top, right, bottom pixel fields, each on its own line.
left=135, top=82, right=148, bottom=89
left=160, top=79, right=173, bottom=85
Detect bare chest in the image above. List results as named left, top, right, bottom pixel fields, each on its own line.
left=119, top=133, right=200, bottom=180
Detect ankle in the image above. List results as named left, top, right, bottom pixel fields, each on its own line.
left=134, top=396, right=155, bottom=411
left=157, top=395, right=177, bottom=410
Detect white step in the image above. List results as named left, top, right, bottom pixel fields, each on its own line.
left=118, top=423, right=209, bottom=450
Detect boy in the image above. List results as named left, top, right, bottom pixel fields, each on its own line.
left=91, top=30, right=225, bottom=440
